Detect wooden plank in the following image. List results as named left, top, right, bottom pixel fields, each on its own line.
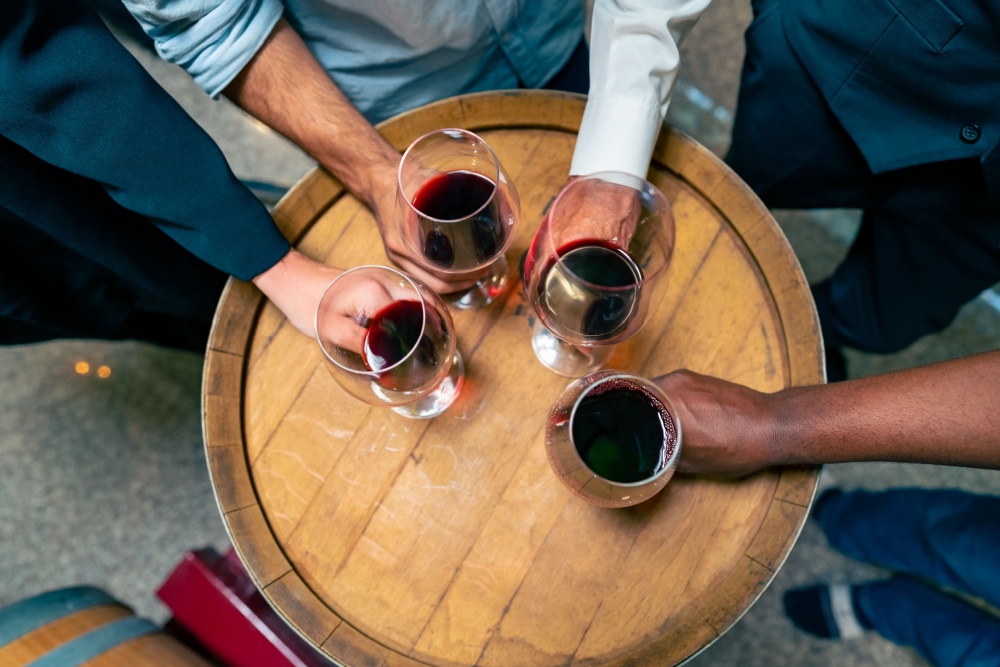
left=203, top=394, right=242, bottom=449
left=378, top=96, right=468, bottom=151
left=0, top=605, right=130, bottom=666
left=413, top=440, right=570, bottom=664
left=203, top=351, right=243, bottom=399
left=252, top=366, right=372, bottom=541
left=209, top=279, right=262, bottom=356
left=207, top=446, right=256, bottom=512
left=572, top=474, right=776, bottom=662
left=322, top=622, right=388, bottom=667
left=745, top=498, right=810, bottom=571
left=265, top=571, right=343, bottom=647
left=226, top=505, right=292, bottom=588
left=694, top=554, right=774, bottom=637
left=774, top=466, right=818, bottom=507
left=273, top=169, right=344, bottom=244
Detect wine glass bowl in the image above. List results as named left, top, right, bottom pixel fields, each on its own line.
left=397, top=128, right=521, bottom=308
left=315, top=265, right=463, bottom=419
left=545, top=370, right=682, bottom=508
left=524, top=172, right=674, bottom=376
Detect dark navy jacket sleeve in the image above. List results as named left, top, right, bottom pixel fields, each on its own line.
left=0, top=0, right=290, bottom=281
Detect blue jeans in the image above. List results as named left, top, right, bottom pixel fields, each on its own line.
left=816, top=488, right=1000, bottom=667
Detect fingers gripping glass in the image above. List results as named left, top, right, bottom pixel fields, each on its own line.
left=396, top=128, right=521, bottom=309
left=524, top=172, right=675, bottom=376
left=315, top=265, right=463, bottom=419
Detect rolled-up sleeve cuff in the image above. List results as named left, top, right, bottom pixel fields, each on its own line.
left=569, top=96, right=662, bottom=179
left=147, top=0, right=283, bottom=99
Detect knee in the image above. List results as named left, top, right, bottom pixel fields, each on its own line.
left=811, top=280, right=954, bottom=354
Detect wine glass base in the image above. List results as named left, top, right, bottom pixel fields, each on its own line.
left=445, top=256, right=509, bottom=310
left=391, top=350, right=465, bottom=419
left=530, top=323, right=612, bottom=377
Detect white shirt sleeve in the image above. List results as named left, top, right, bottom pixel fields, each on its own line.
left=121, top=0, right=284, bottom=99
left=570, top=0, right=713, bottom=179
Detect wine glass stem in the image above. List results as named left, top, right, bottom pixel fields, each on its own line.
left=444, top=256, right=509, bottom=310
left=530, top=320, right=613, bottom=377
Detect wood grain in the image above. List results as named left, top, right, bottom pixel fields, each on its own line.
left=204, top=90, right=823, bottom=667
left=0, top=603, right=212, bottom=667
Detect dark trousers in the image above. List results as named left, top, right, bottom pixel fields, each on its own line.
left=726, top=0, right=1000, bottom=354
left=817, top=489, right=1000, bottom=667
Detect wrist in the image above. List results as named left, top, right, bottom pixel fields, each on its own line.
left=756, top=390, right=788, bottom=467
left=253, top=249, right=342, bottom=337
left=762, top=385, right=827, bottom=467
left=318, top=140, right=399, bottom=209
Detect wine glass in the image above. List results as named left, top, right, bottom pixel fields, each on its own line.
left=315, top=265, right=463, bottom=419
left=523, top=172, right=674, bottom=376
left=545, top=370, right=682, bottom=508
left=396, top=128, right=521, bottom=309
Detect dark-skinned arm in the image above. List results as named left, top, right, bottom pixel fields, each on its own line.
left=655, top=351, right=1000, bottom=477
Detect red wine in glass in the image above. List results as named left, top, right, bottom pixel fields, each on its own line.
left=545, top=370, right=682, bottom=507
left=363, top=299, right=450, bottom=391
left=316, top=265, right=463, bottom=418
left=412, top=170, right=506, bottom=269
left=525, top=173, right=673, bottom=377
left=396, top=129, right=521, bottom=310
left=570, top=377, right=678, bottom=483
left=535, top=238, right=643, bottom=342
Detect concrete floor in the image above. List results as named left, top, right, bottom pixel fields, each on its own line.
left=2, top=4, right=998, bottom=666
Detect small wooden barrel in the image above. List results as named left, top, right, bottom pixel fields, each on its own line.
left=204, top=90, right=824, bottom=667
left=0, top=587, right=214, bottom=667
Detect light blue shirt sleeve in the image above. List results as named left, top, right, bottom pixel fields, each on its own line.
left=122, top=0, right=284, bottom=98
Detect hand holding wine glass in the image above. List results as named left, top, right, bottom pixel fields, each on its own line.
left=368, top=162, right=484, bottom=296
left=315, top=265, right=463, bottom=419
left=396, top=128, right=521, bottom=309
left=539, top=175, right=646, bottom=252
left=315, top=270, right=410, bottom=353
left=524, top=172, right=675, bottom=376
left=545, top=370, right=682, bottom=508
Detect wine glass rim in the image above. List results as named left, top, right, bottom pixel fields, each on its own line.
left=543, top=171, right=671, bottom=290
left=567, top=372, right=683, bottom=488
left=314, top=264, right=430, bottom=376
left=398, top=127, right=501, bottom=224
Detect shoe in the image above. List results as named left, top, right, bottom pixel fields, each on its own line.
left=783, top=583, right=873, bottom=639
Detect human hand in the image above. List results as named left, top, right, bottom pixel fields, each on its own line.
left=653, top=369, right=779, bottom=477
left=253, top=249, right=429, bottom=355
left=548, top=175, right=645, bottom=250
left=251, top=249, right=341, bottom=339
left=368, top=162, right=485, bottom=296
left=314, top=267, right=414, bottom=355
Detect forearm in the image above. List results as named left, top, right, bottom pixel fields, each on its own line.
left=768, top=351, right=1000, bottom=469
left=223, top=19, right=398, bottom=209
left=1, top=0, right=289, bottom=281
left=224, top=19, right=474, bottom=296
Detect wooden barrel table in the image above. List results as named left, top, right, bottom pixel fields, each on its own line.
left=204, top=90, right=824, bottom=667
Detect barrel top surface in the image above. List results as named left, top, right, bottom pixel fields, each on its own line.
left=204, top=90, right=823, bottom=667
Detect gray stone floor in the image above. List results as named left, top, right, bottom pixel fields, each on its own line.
left=2, top=5, right=999, bottom=667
